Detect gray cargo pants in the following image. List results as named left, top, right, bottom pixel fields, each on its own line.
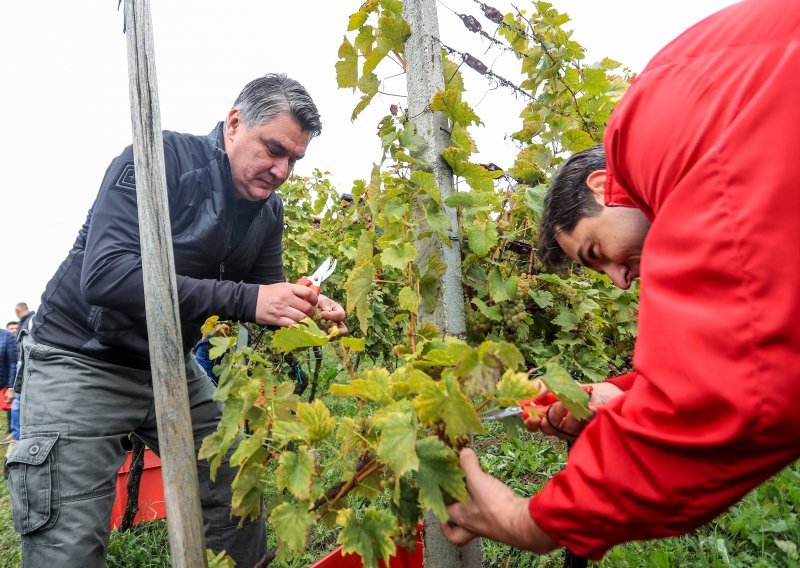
left=7, top=335, right=267, bottom=567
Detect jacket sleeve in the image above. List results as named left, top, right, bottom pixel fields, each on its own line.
left=247, top=198, right=286, bottom=285
left=80, top=142, right=259, bottom=324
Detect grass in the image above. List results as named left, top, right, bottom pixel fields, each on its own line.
left=1, top=394, right=798, bottom=567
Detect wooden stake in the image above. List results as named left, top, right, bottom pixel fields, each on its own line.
left=124, top=1, right=207, bottom=565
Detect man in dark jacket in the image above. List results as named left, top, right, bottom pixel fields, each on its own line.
left=8, top=74, right=345, bottom=566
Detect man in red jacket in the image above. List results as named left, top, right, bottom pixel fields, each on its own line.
left=443, top=0, right=800, bottom=559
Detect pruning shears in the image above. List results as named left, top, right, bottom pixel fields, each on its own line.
left=297, top=256, right=337, bottom=295
left=482, top=384, right=594, bottom=422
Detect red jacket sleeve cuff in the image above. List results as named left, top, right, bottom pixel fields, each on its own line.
left=605, top=372, right=636, bottom=391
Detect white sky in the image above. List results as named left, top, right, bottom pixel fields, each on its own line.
left=0, top=0, right=738, bottom=325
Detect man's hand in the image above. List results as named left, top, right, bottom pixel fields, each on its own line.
left=317, top=294, right=348, bottom=335
left=255, top=283, right=318, bottom=327
left=524, top=381, right=624, bottom=439
left=3, top=388, right=14, bottom=404
left=443, top=448, right=559, bottom=554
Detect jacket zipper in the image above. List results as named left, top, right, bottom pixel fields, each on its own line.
left=219, top=262, right=225, bottom=281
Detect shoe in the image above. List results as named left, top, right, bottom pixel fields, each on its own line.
left=0, top=435, right=12, bottom=445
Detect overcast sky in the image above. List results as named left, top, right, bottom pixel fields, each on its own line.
left=0, top=0, right=738, bottom=325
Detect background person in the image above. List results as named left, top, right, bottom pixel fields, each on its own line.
left=443, top=0, right=800, bottom=559
left=7, top=73, right=345, bottom=567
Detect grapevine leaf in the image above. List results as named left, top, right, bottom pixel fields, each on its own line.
left=347, top=9, right=369, bottom=31
left=275, top=449, right=314, bottom=500
left=472, top=298, right=501, bottom=322
left=485, top=341, right=526, bottom=371
left=488, top=269, right=517, bottom=302
left=329, top=368, right=393, bottom=405
left=495, top=370, right=540, bottom=406
left=296, top=400, right=336, bottom=442
left=336, top=507, right=398, bottom=568
left=230, top=462, right=265, bottom=520
left=206, top=549, right=235, bottom=568
left=384, top=197, right=408, bottom=221
left=540, top=363, right=592, bottom=420
left=466, top=221, right=498, bottom=256
left=562, top=128, right=596, bottom=152
left=336, top=37, right=358, bottom=89
left=381, top=242, right=417, bottom=271
left=200, top=315, right=219, bottom=338
left=424, top=201, right=452, bottom=234
left=553, top=306, right=581, bottom=332
left=443, top=55, right=465, bottom=92
left=376, top=411, right=419, bottom=477
left=450, top=123, right=477, bottom=154
left=419, top=253, right=446, bottom=312
left=345, top=259, right=376, bottom=334
left=351, top=72, right=380, bottom=121
left=430, top=89, right=481, bottom=127
left=411, top=170, right=442, bottom=205
left=398, top=121, right=427, bottom=153
left=271, top=318, right=330, bottom=354
left=415, top=436, right=467, bottom=520
left=341, top=336, right=367, bottom=352
left=530, top=289, right=554, bottom=308
left=269, top=502, right=315, bottom=561
left=399, top=286, right=419, bottom=314
left=454, top=348, right=500, bottom=398
left=442, top=188, right=490, bottom=209
left=208, top=336, right=235, bottom=360
left=271, top=419, right=310, bottom=446
left=414, top=374, right=483, bottom=443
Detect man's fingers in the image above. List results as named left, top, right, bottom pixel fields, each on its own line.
left=291, top=284, right=319, bottom=306
left=459, top=447, right=483, bottom=478
left=441, top=521, right=478, bottom=546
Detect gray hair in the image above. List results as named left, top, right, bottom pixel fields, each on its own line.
left=233, top=73, right=322, bottom=139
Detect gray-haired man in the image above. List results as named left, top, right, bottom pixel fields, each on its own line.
left=8, top=74, right=345, bottom=566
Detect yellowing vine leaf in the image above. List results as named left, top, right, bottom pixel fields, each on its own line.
left=495, top=370, right=540, bottom=406
left=413, top=374, right=483, bottom=443
left=398, top=286, right=419, bottom=314
left=415, top=436, right=467, bottom=520
left=336, top=37, right=358, bottom=89
left=345, top=259, right=376, bottom=334
left=296, top=400, right=336, bottom=442
left=208, top=335, right=235, bottom=360
left=336, top=507, right=398, bottom=568
left=381, top=242, right=417, bottom=271
left=540, top=363, right=592, bottom=420
left=376, top=411, right=419, bottom=477
left=271, top=318, right=330, bottom=354
left=276, top=449, right=314, bottom=500
left=430, top=89, right=481, bottom=127
left=329, top=368, right=394, bottom=405
left=270, top=502, right=315, bottom=562
left=341, top=336, right=367, bottom=352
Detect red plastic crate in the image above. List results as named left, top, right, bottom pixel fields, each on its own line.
left=311, top=522, right=424, bottom=568
left=110, top=448, right=167, bottom=529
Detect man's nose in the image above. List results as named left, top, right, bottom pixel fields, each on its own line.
left=270, top=157, right=291, bottom=182
left=605, top=263, right=631, bottom=290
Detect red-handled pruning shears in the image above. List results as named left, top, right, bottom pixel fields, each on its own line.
left=482, top=384, right=594, bottom=422
left=297, top=257, right=337, bottom=295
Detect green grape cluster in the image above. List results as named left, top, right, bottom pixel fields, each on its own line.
left=518, top=273, right=533, bottom=298
left=501, top=297, right=526, bottom=327
left=465, top=306, right=492, bottom=334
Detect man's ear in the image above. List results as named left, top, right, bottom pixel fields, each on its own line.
left=225, top=109, right=241, bottom=140
left=586, top=170, right=607, bottom=204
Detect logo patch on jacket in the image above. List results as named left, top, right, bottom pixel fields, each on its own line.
left=113, top=163, right=137, bottom=194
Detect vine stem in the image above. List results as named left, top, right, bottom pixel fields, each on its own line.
left=408, top=261, right=417, bottom=353
left=341, top=343, right=362, bottom=412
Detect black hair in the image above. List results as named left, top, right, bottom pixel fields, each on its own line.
left=539, top=144, right=606, bottom=267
